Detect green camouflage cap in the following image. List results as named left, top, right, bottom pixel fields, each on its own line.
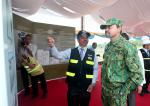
left=100, top=18, right=123, bottom=29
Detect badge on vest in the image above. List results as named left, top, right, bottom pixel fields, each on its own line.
left=88, top=56, right=92, bottom=60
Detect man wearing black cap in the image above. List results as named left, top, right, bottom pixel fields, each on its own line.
left=100, top=18, right=143, bottom=106
left=47, top=30, right=98, bottom=106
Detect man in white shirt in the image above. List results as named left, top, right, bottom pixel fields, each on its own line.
left=47, top=30, right=98, bottom=106
left=121, top=33, right=145, bottom=106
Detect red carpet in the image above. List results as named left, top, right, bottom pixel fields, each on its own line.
left=18, top=78, right=101, bottom=106
left=18, top=66, right=150, bottom=106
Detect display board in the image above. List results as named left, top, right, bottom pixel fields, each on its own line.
left=13, top=14, right=75, bottom=65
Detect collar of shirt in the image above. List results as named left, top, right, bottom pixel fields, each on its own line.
left=109, top=35, right=124, bottom=47
left=78, top=46, right=87, bottom=52
left=143, top=48, right=149, bottom=54
left=111, top=35, right=122, bottom=44
left=27, top=43, right=32, bottom=49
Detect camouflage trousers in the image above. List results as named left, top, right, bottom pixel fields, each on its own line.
left=102, top=91, right=127, bottom=106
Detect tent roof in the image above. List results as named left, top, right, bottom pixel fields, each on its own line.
left=12, top=0, right=150, bottom=36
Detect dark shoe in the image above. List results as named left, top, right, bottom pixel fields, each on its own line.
left=145, top=90, right=150, bottom=94
left=140, top=92, right=145, bottom=96
left=24, top=91, right=30, bottom=96
left=32, top=94, right=38, bottom=99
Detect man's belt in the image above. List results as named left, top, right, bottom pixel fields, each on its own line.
left=145, top=69, right=150, bottom=71
left=143, top=58, right=150, bottom=60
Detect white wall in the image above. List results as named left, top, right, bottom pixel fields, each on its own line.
left=0, top=0, right=18, bottom=106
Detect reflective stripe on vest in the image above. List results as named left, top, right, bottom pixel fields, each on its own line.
left=86, top=74, right=93, bottom=78
left=28, top=64, right=41, bottom=74
left=145, top=69, right=150, bottom=71
left=24, top=66, right=29, bottom=69
left=66, top=72, right=75, bottom=77
left=143, top=58, right=150, bottom=60
left=70, top=59, right=78, bottom=64
left=24, top=66, right=31, bottom=73
left=86, top=60, right=94, bottom=65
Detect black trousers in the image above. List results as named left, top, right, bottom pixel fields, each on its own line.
left=31, top=73, right=47, bottom=96
left=127, top=91, right=136, bottom=106
left=20, top=67, right=30, bottom=93
left=142, top=71, right=150, bottom=92
left=67, top=86, right=91, bottom=106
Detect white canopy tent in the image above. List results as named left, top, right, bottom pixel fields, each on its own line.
left=12, top=0, right=150, bottom=36
left=92, top=0, right=150, bottom=36
left=12, top=0, right=118, bottom=17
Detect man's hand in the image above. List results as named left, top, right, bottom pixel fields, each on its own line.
left=29, top=64, right=36, bottom=69
left=87, top=83, right=96, bottom=93
left=137, top=85, right=142, bottom=94
left=47, top=36, right=55, bottom=47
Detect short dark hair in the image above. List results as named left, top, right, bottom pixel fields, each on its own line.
left=92, top=42, right=97, bottom=46
left=25, top=34, right=32, bottom=38
left=121, top=33, right=129, bottom=40
left=77, top=30, right=91, bottom=40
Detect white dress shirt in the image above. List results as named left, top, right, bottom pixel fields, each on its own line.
left=138, top=50, right=146, bottom=86
left=28, top=44, right=37, bottom=58
left=143, top=48, right=150, bottom=56
left=18, top=43, right=37, bottom=68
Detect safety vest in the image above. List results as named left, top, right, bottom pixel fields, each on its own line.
left=23, top=56, right=44, bottom=76
left=140, top=49, right=150, bottom=70
left=66, top=47, right=95, bottom=88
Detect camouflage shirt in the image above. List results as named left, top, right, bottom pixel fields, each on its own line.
left=102, top=35, right=143, bottom=96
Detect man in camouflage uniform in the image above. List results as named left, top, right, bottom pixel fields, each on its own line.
left=100, top=18, right=143, bottom=106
